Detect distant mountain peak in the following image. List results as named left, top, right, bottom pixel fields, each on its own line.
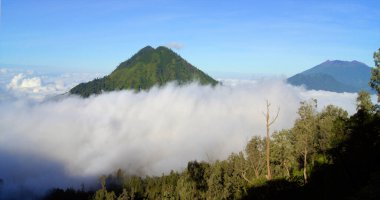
left=70, top=46, right=218, bottom=97
left=287, top=60, right=372, bottom=93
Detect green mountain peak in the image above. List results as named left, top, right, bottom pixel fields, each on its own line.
left=70, top=46, right=218, bottom=97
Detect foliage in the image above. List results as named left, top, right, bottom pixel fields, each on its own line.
left=245, top=136, right=266, bottom=180
left=316, top=105, right=348, bottom=154
left=292, top=100, right=318, bottom=183
left=370, top=48, right=380, bottom=102
left=271, top=130, right=296, bottom=178
left=356, top=90, right=373, bottom=112
left=93, top=176, right=117, bottom=200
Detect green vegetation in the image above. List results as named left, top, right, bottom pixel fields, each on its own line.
left=370, top=48, right=380, bottom=102
left=70, top=46, right=218, bottom=97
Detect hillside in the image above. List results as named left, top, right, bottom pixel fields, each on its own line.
left=287, top=60, right=372, bottom=93
left=70, top=46, right=218, bottom=97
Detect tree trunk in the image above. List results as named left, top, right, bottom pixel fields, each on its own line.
left=254, top=168, right=259, bottom=179
left=284, top=161, right=290, bottom=178
left=241, top=171, right=254, bottom=184
left=303, top=147, right=308, bottom=184
left=266, top=106, right=272, bottom=180
left=263, top=100, right=279, bottom=181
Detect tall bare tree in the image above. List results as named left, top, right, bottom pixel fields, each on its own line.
left=263, top=100, right=280, bottom=180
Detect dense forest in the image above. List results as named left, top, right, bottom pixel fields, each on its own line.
left=42, top=49, right=380, bottom=199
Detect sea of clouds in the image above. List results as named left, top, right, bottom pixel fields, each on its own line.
left=0, top=68, right=104, bottom=102
left=0, top=68, right=362, bottom=198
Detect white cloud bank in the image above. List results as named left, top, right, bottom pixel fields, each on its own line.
left=2, top=72, right=103, bottom=101
left=7, top=73, right=43, bottom=92
left=0, top=78, right=361, bottom=198
left=5, top=73, right=68, bottom=101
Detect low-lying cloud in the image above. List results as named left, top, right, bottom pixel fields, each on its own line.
left=1, top=71, right=104, bottom=101
left=0, top=78, right=360, bottom=198
left=6, top=73, right=66, bottom=101
left=7, top=74, right=44, bottom=92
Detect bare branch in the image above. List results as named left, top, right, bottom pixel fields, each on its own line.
left=240, top=171, right=254, bottom=184
left=269, top=107, right=280, bottom=126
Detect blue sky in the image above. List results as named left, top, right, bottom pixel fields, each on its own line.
left=0, top=0, right=379, bottom=77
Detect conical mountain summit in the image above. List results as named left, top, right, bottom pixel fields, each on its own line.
left=70, top=46, right=218, bottom=97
